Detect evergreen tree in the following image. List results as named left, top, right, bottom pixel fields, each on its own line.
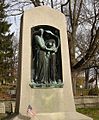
left=0, top=0, right=14, bottom=84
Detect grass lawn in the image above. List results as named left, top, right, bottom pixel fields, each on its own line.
left=77, top=108, right=99, bottom=120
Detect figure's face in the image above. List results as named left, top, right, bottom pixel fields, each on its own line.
left=46, top=41, right=53, bottom=48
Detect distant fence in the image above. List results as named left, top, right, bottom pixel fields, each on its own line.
left=0, top=99, right=15, bottom=113
left=75, top=96, right=99, bottom=108
left=0, top=96, right=99, bottom=113
left=76, top=88, right=89, bottom=96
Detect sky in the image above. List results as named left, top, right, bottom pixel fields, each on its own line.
left=7, top=2, right=33, bottom=41
left=8, top=16, right=21, bottom=39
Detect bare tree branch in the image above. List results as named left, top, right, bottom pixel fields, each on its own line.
left=61, top=0, right=70, bottom=13
left=73, top=27, right=99, bottom=70
left=90, top=2, right=99, bottom=46
left=76, top=0, right=83, bottom=25
left=69, top=0, right=73, bottom=27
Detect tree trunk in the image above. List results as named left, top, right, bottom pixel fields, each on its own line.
left=94, top=67, right=98, bottom=87
left=85, top=69, right=89, bottom=89
left=51, top=0, right=54, bottom=8
left=30, top=0, right=41, bottom=7
left=72, top=72, right=77, bottom=96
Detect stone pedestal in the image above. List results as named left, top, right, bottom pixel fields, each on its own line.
left=11, top=112, right=92, bottom=120
left=11, top=6, right=93, bottom=120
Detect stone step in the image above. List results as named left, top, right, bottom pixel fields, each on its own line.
left=11, top=112, right=93, bottom=120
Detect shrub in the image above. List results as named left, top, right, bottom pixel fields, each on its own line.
left=88, top=87, right=99, bottom=96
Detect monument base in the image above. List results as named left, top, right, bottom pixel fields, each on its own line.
left=11, top=112, right=93, bottom=120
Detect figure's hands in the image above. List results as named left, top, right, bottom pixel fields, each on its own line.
left=54, top=48, right=57, bottom=53
left=45, top=46, right=57, bottom=53
left=51, top=47, right=57, bottom=53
